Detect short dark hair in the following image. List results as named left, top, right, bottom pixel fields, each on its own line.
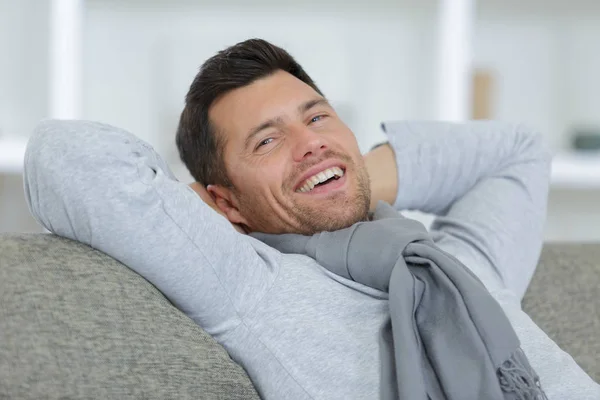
left=176, top=38, right=324, bottom=186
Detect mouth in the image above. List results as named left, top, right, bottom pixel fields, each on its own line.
left=295, top=166, right=346, bottom=194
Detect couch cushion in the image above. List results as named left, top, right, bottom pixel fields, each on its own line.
left=0, top=233, right=260, bottom=400
left=522, top=243, right=600, bottom=383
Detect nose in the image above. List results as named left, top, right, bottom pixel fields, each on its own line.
left=291, top=125, right=327, bottom=162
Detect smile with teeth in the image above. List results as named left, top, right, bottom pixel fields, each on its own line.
left=296, top=166, right=345, bottom=193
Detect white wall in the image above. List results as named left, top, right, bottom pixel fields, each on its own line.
left=0, top=0, right=49, bottom=234
left=0, top=0, right=49, bottom=138
left=0, top=174, right=42, bottom=233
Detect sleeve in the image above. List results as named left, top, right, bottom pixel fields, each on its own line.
left=383, top=120, right=551, bottom=297
left=23, top=119, right=280, bottom=340
left=384, top=121, right=600, bottom=397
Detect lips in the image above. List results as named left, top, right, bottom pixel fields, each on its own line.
left=293, top=161, right=347, bottom=193
left=296, top=166, right=344, bottom=193
left=298, top=171, right=347, bottom=196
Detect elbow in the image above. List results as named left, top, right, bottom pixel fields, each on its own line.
left=25, top=119, right=82, bottom=183
left=515, top=123, right=553, bottom=168
left=24, top=119, right=91, bottom=231
left=23, top=120, right=66, bottom=230
left=25, top=120, right=57, bottom=171
left=25, top=119, right=86, bottom=174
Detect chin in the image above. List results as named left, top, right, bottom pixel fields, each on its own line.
left=285, top=178, right=370, bottom=234
left=333, top=208, right=369, bottom=229
left=297, top=202, right=369, bottom=235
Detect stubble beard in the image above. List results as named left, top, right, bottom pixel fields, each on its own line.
left=290, top=164, right=371, bottom=235
left=236, top=152, right=372, bottom=235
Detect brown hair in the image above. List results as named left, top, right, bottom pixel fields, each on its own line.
left=176, top=38, right=323, bottom=186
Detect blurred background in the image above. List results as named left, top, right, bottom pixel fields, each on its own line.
left=1, top=0, right=599, bottom=241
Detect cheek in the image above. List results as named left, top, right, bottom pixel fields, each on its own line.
left=235, top=165, right=286, bottom=198
left=267, top=169, right=289, bottom=194
left=337, top=135, right=363, bottom=162
left=331, top=122, right=360, bottom=151
left=252, top=154, right=290, bottom=193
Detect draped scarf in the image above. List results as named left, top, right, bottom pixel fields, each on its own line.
left=251, top=202, right=547, bottom=400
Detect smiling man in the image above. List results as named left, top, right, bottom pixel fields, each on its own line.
left=177, top=62, right=372, bottom=235
left=24, top=39, right=600, bottom=399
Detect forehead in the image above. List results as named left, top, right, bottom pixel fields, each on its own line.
left=209, top=70, right=323, bottom=146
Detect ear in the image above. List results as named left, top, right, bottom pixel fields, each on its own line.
left=206, top=184, right=249, bottom=227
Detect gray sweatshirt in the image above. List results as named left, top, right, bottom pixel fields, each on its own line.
left=24, top=119, right=600, bottom=399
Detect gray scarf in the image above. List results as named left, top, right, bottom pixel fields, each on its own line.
left=251, top=202, right=547, bottom=400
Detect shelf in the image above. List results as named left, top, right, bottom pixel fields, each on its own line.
left=551, top=152, right=600, bottom=190
left=0, top=138, right=28, bottom=174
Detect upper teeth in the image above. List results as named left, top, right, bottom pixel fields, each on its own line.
left=297, top=167, right=344, bottom=192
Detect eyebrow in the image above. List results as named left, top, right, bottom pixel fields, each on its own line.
left=244, top=98, right=331, bottom=150
left=298, top=98, right=330, bottom=114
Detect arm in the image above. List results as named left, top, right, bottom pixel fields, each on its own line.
left=23, top=120, right=279, bottom=339
left=371, top=120, right=551, bottom=296
left=378, top=120, right=599, bottom=396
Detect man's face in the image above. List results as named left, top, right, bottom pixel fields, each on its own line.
left=208, top=70, right=370, bottom=235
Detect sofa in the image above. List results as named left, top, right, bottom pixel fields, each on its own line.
left=1, top=233, right=598, bottom=399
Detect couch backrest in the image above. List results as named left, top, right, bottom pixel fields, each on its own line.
left=0, top=233, right=261, bottom=400
left=2, top=233, right=598, bottom=397
left=522, top=242, right=600, bottom=383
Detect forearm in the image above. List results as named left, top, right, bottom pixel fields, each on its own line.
left=382, top=120, right=550, bottom=215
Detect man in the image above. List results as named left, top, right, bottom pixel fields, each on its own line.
left=24, top=39, right=599, bottom=399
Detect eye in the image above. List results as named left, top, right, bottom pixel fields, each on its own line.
left=256, top=137, right=273, bottom=149
left=310, top=115, right=327, bottom=124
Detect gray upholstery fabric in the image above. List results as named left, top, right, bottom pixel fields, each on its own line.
left=1, top=233, right=598, bottom=398
left=522, top=243, right=600, bottom=383
left=0, top=233, right=260, bottom=400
